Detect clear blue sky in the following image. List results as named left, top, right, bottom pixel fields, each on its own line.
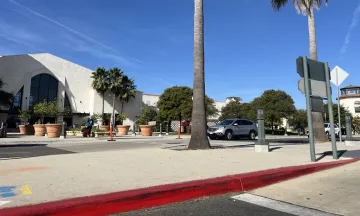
left=1, top=0, right=360, bottom=109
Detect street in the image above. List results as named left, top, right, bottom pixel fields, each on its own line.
left=115, top=193, right=336, bottom=216
left=0, top=136, right=313, bottom=160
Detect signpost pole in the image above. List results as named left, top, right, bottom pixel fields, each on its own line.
left=336, top=68, right=342, bottom=143
left=303, top=56, right=316, bottom=162
left=325, top=62, right=338, bottom=159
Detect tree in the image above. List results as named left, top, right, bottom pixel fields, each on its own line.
left=288, top=109, right=308, bottom=129
left=91, top=67, right=109, bottom=122
left=271, top=0, right=328, bottom=142
left=252, top=90, right=296, bottom=133
left=323, top=103, right=352, bottom=126
left=0, top=78, right=14, bottom=108
left=157, top=86, right=217, bottom=123
left=352, top=116, right=360, bottom=134
left=118, top=75, right=136, bottom=124
left=137, top=104, right=158, bottom=125
left=188, top=0, right=209, bottom=149
left=108, top=67, right=124, bottom=126
left=219, top=100, right=255, bottom=121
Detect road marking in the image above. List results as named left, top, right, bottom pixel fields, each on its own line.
left=20, top=185, right=32, bottom=195
left=0, top=167, right=48, bottom=175
left=232, top=193, right=336, bottom=216
left=0, top=200, right=11, bottom=206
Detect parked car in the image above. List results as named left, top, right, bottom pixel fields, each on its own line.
left=306, top=123, right=341, bottom=137
left=207, top=119, right=258, bottom=140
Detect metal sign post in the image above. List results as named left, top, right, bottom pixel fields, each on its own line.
left=330, top=66, right=349, bottom=144
left=302, top=57, right=316, bottom=162
left=325, top=63, right=338, bottom=159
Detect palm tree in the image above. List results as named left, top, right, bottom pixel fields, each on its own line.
left=271, top=0, right=328, bottom=142
left=91, top=67, right=109, bottom=122
left=118, top=75, right=137, bottom=123
left=0, top=78, right=14, bottom=108
left=188, top=0, right=211, bottom=149
left=108, top=67, right=124, bottom=127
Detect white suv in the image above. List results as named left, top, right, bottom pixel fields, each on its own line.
left=307, top=123, right=340, bottom=137
left=324, top=123, right=341, bottom=137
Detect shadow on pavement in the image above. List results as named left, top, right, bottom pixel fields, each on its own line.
left=0, top=146, right=75, bottom=160
left=0, top=144, right=47, bottom=148
left=316, top=150, right=347, bottom=162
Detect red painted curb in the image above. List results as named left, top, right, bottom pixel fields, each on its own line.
left=1, top=158, right=358, bottom=216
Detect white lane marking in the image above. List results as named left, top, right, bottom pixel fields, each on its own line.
left=232, top=193, right=336, bottom=216
left=0, top=200, right=11, bottom=206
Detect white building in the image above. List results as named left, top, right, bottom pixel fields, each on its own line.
left=0, top=53, right=227, bottom=129
left=339, top=85, right=360, bottom=118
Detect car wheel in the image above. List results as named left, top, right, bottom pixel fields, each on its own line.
left=225, top=130, right=233, bottom=140
left=325, top=131, right=329, bottom=136
left=249, top=131, right=256, bottom=140
left=209, top=137, right=216, bottom=140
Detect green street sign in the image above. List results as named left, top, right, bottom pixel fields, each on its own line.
left=296, top=56, right=327, bottom=82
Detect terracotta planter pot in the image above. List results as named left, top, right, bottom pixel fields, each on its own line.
left=100, top=125, right=110, bottom=132
left=34, top=124, right=46, bottom=136
left=25, top=125, right=35, bottom=135
left=19, top=125, right=26, bottom=135
left=140, top=125, right=154, bottom=136
left=45, top=124, right=62, bottom=138
left=116, top=125, right=130, bottom=136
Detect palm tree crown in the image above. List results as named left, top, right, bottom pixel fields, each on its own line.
left=119, top=75, right=136, bottom=104
left=271, top=0, right=328, bottom=15
left=91, top=67, right=109, bottom=95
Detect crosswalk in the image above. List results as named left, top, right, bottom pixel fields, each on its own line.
left=231, top=193, right=337, bottom=216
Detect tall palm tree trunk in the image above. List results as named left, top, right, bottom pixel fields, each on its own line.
left=307, top=7, right=327, bottom=143
left=111, top=94, right=116, bottom=129
left=188, top=0, right=210, bottom=149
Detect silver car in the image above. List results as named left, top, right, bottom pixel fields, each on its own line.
left=207, top=119, right=258, bottom=140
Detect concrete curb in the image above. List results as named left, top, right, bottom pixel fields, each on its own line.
left=1, top=158, right=358, bottom=216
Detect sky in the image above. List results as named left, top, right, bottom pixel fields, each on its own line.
left=0, top=0, right=360, bottom=109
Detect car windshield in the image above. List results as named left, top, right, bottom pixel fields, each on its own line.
left=217, top=120, right=233, bottom=126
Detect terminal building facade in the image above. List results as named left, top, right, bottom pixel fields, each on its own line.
left=0, top=53, right=227, bottom=130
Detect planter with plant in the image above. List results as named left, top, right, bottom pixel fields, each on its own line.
left=33, top=102, right=48, bottom=136
left=137, top=104, right=158, bottom=136
left=116, top=112, right=130, bottom=136
left=44, top=101, right=62, bottom=138
left=99, top=113, right=110, bottom=132
left=17, top=110, right=34, bottom=135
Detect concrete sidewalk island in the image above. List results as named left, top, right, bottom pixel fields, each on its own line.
left=1, top=140, right=360, bottom=215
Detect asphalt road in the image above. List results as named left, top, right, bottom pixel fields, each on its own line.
left=113, top=193, right=301, bottom=216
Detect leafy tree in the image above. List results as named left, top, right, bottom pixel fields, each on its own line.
left=252, top=90, right=296, bottom=133
left=47, top=101, right=60, bottom=123
left=118, top=75, right=136, bottom=123
left=271, top=0, right=328, bottom=142
left=91, top=67, right=109, bottom=122
left=288, top=109, right=308, bottom=129
left=137, top=104, right=158, bottom=125
left=33, top=101, right=49, bottom=124
left=219, top=101, right=255, bottom=121
left=323, top=103, right=352, bottom=126
left=18, top=110, right=33, bottom=122
left=157, top=86, right=217, bottom=123
left=352, top=116, right=360, bottom=134
left=0, top=78, right=14, bottom=107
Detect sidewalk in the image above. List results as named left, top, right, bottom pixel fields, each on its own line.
left=1, top=141, right=360, bottom=211
left=252, top=160, right=360, bottom=216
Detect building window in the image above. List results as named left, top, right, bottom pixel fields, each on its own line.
left=355, top=101, right=360, bottom=113
left=29, top=74, right=58, bottom=107
left=8, top=86, right=23, bottom=114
